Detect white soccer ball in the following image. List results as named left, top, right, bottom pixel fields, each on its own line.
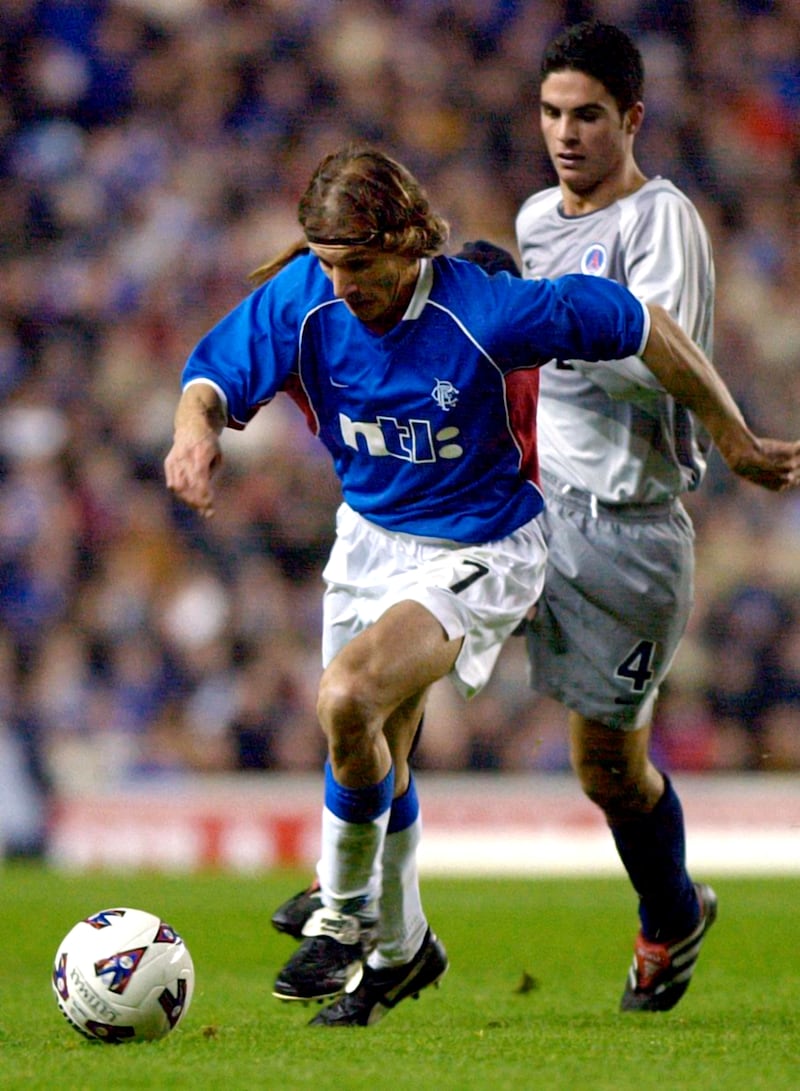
left=52, top=907, right=195, bottom=1043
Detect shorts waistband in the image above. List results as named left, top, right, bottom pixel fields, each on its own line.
left=541, top=471, right=680, bottom=521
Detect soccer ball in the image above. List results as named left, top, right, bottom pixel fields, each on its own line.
left=52, top=907, right=195, bottom=1043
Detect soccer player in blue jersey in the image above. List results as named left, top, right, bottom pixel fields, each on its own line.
left=165, top=144, right=800, bottom=1026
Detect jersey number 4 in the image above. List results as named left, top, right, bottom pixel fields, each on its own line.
left=615, top=640, right=657, bottom=693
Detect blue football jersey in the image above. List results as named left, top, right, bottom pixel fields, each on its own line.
left=182, top=253, right=647, bottom=542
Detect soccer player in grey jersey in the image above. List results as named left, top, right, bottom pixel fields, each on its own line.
left=516, top=20, right=723, bottom=1012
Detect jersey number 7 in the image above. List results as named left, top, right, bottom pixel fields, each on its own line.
left=449, top=559, right=490, bottom=595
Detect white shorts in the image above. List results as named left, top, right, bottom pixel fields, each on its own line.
left=322, top=503, right=547, bottom=699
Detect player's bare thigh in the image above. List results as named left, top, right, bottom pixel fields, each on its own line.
left=317, top=600, right=462, bottom=785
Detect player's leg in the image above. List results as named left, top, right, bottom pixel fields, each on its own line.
left=281, top=508, right=545, bottom=1011
left=306, top=520, right=547, bottom=1022
left=309, top=695, right=448, bottom=1027
left=569, top=714, right=663, bottom=819
left=273, top=600, right=460, bottom=1002
left=570, top=713, right=717, bottom=1011
left=270, top=709, right=426, bottom=940
left=527, top=486, right=713, bottom=1009
left=375, top=698, right=428, bottom=963
left=272, top=700, right=442, bottom=1022
left=310, top=703, right=448, bottom=1027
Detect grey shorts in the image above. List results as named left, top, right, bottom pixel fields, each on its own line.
left=526, top=477, right=695, bottom=730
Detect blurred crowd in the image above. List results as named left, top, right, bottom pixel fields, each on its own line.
left=1, top=0, right=799, bottom=855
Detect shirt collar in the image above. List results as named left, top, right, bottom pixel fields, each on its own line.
left=403, top=258, right=433, bottom=321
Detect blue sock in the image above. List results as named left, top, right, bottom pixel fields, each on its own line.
left=609, top=775, right=699, bottom=941
left=323, top=761, right=395, bottom=823
left=388, top=774, right=419, bottom=834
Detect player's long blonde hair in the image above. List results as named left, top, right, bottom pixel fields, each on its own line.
left=250, top=144, right=449, bottom=285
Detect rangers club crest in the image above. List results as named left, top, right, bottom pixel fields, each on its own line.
left=431, top=378, right=459, bottom=410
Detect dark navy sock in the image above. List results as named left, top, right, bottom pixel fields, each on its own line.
left=609, top=774, right=699, bottom=941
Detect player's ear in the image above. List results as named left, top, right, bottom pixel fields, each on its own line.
left=625, top=101, right=645, bottom=135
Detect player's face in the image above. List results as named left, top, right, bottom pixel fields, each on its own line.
left=310, top=244, right=420, bottom=334
left=539, top=69, right=643, bottom=211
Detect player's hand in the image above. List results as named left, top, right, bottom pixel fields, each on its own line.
left=164, top=431, right=222, bottom=517
left=727, top=437, right=800, bottom=492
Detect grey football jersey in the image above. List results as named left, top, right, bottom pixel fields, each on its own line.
left=516, top=178, right=715, bottom=503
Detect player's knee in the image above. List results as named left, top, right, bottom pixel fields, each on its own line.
left=316, top=666, right=375, bottom=751
left=575, top=758, right=659, bottom=818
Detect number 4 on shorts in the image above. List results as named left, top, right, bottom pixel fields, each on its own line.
left=615, top=639, right=656, bottom=693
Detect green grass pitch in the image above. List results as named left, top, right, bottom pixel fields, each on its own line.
left=2, top=865, right=798, bottom=1090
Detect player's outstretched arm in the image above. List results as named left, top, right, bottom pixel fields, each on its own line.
left=642, top=304, right=800, bottom=492
left=164, top=381, right=226, bottom=517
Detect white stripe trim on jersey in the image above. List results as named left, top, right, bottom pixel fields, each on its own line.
left=635, top=299, right=651, bottom=357
left=182, top=376, right=230, bottom=419
left=403, top=258, right=433, bottom=320
left=296, top=297, right=350, bottom=435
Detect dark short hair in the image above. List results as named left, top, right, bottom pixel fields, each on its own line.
left=540, top=21, right=644, bottom=114
left=456, top=240, right=520, bottom=278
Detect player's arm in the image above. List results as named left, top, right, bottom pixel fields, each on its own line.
left=642, top=304, right=800, bottom=491
left=164, top=380, right=226, bottom=518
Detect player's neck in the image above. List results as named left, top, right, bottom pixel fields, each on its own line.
left=561, top=162, right=648, bottom=217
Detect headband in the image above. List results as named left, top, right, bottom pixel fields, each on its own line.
left=304, top=230, right=382, bottom=247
